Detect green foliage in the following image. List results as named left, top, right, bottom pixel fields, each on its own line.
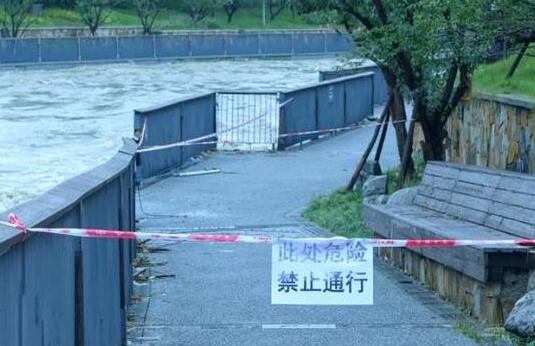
left=302, top=189, right=373, bottom=238
left=133, top=0, right=163, bottom=33
left=0, top=0, right=33, bottom=37
left=30, top=6, right=313, bottom=29
left=75, top=0, right=117, bottom=34
left=494, top=0, right=535, bottom=41
left=473, top=48, right=535, bottom=99
left=296, top=0, right=498, bottom=161
left=180, top=0, right=218, bottom=22
left=453, top=322, right=483, bottom=343
left=386, top=151, right=425, bottom=194
left=487, top=327, right=535, bottom=346
left=222, top=0, right=239, bottom=23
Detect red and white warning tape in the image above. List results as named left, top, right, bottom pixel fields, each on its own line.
left=1, top=214, right=534, bottom=248
left=137, top=110, right=271, bottom=153
left=278, top=118, right=412, bottom=139
left=136, top=117, right=412, bottom=152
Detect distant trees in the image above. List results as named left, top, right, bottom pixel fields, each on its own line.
left=266, top=0, right=285, bottom=21
left=133, top=0, right=163, bottom=34
left=222, top=0, right=239, bottom=23
left=181, top=0, right=218, bottom=23
left=497, top=0, right=535, bottom=77
left=76, top=0, right=116, bottom=35
left=0, top=0, right=33, bottom=37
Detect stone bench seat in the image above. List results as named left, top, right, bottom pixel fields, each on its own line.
left=364, top=161, right=535, bottom=283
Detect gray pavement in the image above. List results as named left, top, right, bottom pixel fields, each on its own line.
left=130, top=123, right=476, bottom=345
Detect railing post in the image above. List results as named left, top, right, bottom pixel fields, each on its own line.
left=188, top=33, right=192, bottom=57
left=152, top=34, right=157, bottom=59
left=291, top=32, right=295, bottom=55
left=223, top=32, right=227, bottom=57
left=78, top=37, right=82, bottom=61
left=258, top=32, right=262, bottom=56
left=37, top=37, right=42, bottom=63
left=116, top=36, right=120, bottom=60
left=343, top=81, right=347, bottom=125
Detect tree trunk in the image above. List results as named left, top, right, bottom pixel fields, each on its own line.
left=420, top=117, right=447, bottom=161
left=507, top=42, right=529, bottom=78
left=389, top=87, right=414, bottom=174
left=346, top=94, right=393, bottom=191
left=398, top=115, right=416, bottom=188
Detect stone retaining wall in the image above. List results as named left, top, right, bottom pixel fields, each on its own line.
left=446, top=92, right=535, bottom=173
left=376, top=247, right=533, bottom=324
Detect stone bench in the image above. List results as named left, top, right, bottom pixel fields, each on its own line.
left=364, top=161, right=535, bottom=324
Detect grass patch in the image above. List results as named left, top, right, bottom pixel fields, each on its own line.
left=386, top=151, right=426, bottom=194
left=302, top=189, right=372, bottom=238
left=473, top=48, right=535, bottom=100
left=487, top=327, right=535, bottom=346
left=29, top=7, right=318, bottom=30
left=454, top=322, right=483, bottom=344
left=303, top=153, right=427, bottom=238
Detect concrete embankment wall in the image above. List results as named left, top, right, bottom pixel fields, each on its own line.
left=0, top=30, right=350, bottom=66
left=0, top=139, right=137, bottom=345
left=446, top=92, right=535, bottom=173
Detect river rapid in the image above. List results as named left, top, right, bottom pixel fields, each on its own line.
left=0, top=58, right=340, bottom=212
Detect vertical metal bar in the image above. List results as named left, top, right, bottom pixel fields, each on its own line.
left=76, top=201, right=85, bottom=346
left=152, top=34, right=157, bottom=59
left=37, top=37, right=42, bottom=63
left=264, top=95, right=268, bottom=146
left=230, top=94, right=234, bottom=145
left=251, top=94, right=256, bottom=147
left=342, top=82, right=348, bottom=126
left=242, top=94, right=246, bottom=148
left=78, top=37, right=82, bottom=61
left=75, top=247, right=84, bottom=346
left=116, top=36, right=120, bottom=59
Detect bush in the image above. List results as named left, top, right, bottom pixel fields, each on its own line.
left=181, top=0, right=218, bottom=23
left=0, top=0, right=33, bottom=37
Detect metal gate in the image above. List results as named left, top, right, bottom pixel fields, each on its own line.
left=216, top=92, right=280, bottom=151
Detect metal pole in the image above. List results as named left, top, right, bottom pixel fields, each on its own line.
left=262, top=0, right=266, bottom=26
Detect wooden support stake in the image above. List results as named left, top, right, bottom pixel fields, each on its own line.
left=373, top=109, right=391, bottom=163
left=346, top=94, right=393, bottom=191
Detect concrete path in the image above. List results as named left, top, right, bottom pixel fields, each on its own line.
left=129, top=123, right=476, bottom=345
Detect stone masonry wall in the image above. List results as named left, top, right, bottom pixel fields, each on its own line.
left=446, top=93, right=535, bottom=173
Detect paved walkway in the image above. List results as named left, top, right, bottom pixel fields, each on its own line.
left=129, top=123, right=475, bottom=345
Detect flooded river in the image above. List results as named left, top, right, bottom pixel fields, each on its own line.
left=0, top=58, right=339, bottom=212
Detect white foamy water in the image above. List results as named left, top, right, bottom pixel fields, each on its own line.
left=0, top=58, right=340, bottom=212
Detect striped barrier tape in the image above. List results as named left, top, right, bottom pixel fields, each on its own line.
left=278, top=118, right=413, bottom=139
left=2, top=214, right=535, bottom=248
left=136, top=117, right=412, bottom=151
left=137, top=109, right=271, bottom=154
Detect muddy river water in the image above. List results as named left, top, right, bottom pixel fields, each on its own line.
left=0, top=58, right=340, bottom=212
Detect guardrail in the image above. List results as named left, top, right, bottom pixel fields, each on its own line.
left=278, top=72, right=375, bottom=149
left=0, top=139, right=137, bottom=346
left=319, top=65, right=388, bottom=105
left=134, top=93, right=217, bottom=181
left=134, top=73, right=376, bottom=180
left=0, top=31, right=350, bottom=66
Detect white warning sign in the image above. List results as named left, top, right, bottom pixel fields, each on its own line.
left=271, top=238, right=373, bottom=305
